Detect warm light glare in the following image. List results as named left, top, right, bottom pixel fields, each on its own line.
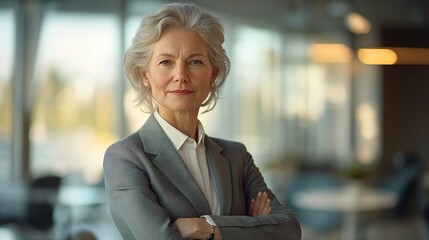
left=357, top=103, right=377, bottom=140
left=345, top=12, right=372, bottom=34
left=308, top=44, right=352, bottom=63
left=391, top=47, right=429, bottom=65
left=357, top=48, right=397, bottom=65
left=356, top=103, right=378, bottom=165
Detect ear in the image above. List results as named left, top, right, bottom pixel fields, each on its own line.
left=211, top=69, right=218, bottom=84
left=139, top=70, right=150, bottom=87
left=139, top=69, right=147, bottom=81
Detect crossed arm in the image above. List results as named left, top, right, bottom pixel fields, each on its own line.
left=104, top=138, right=301, bottom=240
left=175, top=191, right=271, bottom=239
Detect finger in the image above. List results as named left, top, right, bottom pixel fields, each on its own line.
left=257, top=192, right=271, bottom=215
left=248, top=198, right=255, bottom=216
left=251, top=192, right=264, bottom=216
left=256, top=192, right=269, bottom=215
left=250, top=192, right=262, bottom=216
left=252, top=192, right=262, bottom=215
left=262, top=198, right=271, bottom=214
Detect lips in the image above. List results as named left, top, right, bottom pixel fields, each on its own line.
left=169, top=89, right=194, bottom=95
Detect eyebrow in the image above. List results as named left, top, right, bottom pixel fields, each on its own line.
left=154, top=53, right=208, bottom=59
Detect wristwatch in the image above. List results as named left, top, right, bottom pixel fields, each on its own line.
left=201, top=216, right=215, bottom=240
left=206, top=224, right=215, bottom=240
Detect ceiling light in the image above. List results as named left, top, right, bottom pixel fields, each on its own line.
left=358, top=47, right=429, bottom=65
left=308, top=44, right=352, bottom=63
left=357, top=48, right=397, bottom=65
left=345, top=12, right=372, bottom=34
left=390, top=47, right=429, bottom=65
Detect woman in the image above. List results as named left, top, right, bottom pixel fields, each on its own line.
left=103, top=3, right=301, bottom=240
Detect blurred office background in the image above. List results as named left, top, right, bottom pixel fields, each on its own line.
left=1, top=0, right=429, bottom=239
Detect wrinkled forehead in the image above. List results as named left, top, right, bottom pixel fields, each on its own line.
left=150, top=27, right=210, bottom=58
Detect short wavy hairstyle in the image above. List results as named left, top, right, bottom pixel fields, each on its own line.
left=124, top=3, right=230, bottom=113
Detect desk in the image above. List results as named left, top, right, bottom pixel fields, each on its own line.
left=57, top=186, right=106, bottom=239
left=292, top=183, right=397, bottom=240
left=58, top=186, right=105, bottom=207
left=0, top=227, right=15, bottom=240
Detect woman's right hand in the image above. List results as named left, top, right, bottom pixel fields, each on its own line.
left=174, top=218, right=221, bottom=240
left=248, top=191, right=271, bottom=217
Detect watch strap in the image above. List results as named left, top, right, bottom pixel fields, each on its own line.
left=201, top=216, right=215, bottom=240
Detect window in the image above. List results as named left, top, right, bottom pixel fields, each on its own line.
left=226, top=26, right=284, bottom=160
left=0, top=9, right=14, bottom=184
left=209, top=23, right=354, bottom=167
left=31, top=11, right=120, bottom=183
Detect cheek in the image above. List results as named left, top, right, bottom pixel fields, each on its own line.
left=203, top=82, right=212, bottom=92
left=150, top=84, right=166, bottom=98
left=197, top=82, right=212, bottom=99
left=200, top=75, right=214, bottom=91
left=148, top=72, right=169, bottom=88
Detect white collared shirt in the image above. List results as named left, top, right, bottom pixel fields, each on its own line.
left=154, top=111, right=220, bottom=215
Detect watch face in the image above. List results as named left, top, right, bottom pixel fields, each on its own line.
left=207, top=225, right=214, bottom=240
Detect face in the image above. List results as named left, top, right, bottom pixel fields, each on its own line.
left=142, top=28, right=217, bottom=117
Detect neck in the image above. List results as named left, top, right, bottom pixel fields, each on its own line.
left=157, top=109, right=199, bottom=140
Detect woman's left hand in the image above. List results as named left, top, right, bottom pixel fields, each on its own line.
left=248, top=191, right=271, bottom=217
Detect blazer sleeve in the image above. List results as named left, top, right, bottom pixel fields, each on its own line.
left=209, top=143, right=302, bottom=240
left=103, top=139, right=183, bottom=240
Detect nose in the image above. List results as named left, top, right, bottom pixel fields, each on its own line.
left=173, top=62, right=190, bottom=83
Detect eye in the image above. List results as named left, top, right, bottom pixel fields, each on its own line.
left=189, top=59, right=203, bottom=65
left=159, top=60, right=172, bottom=65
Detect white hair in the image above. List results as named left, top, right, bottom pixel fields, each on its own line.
left=123, top=3, right=230, bottom=113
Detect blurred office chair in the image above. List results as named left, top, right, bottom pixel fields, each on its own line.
left=4, top=175, right=63, bottom=240
left=378, top=152, right=424, bottom=218
left=284, top=171, right=342, bottom=233
left=26, top=175, right=62, bottom=230
left=372, top=153, right=428, bottom=240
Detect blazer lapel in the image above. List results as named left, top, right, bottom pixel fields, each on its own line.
left=138, top=114, right=211, bottom=215
left=205, top=137, right=232, bottom=215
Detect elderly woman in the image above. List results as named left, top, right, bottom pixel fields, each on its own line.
left=103, top=3, right=301, bottom=240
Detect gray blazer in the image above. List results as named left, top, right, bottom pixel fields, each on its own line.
left=103, top=114, right=301, bottom=240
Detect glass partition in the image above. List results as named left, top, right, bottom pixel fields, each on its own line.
left=30, top=11, right=120, bottom=184
left=1, top=0, right=382, bottom=183
left=0, top=9, right=14, bottom=184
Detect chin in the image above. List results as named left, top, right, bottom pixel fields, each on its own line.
left=167, top=105, right=200, bottom=113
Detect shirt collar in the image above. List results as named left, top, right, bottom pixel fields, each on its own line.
left=154, top=111, right=206, bottom=151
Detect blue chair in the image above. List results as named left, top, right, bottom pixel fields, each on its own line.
left=378, top=152, right=424, bottom=218
left=284, top=171, right=343, bottom=233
